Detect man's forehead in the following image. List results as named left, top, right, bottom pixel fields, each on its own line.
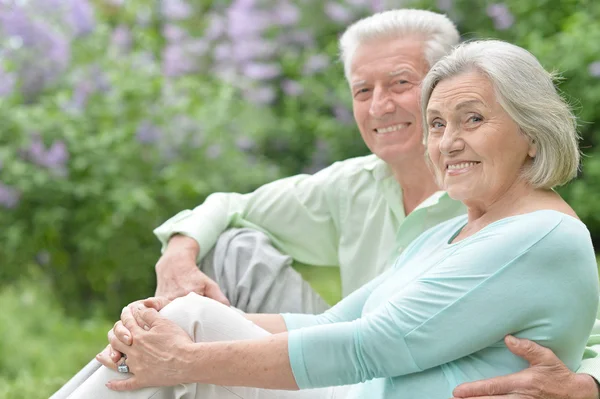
left=350, top=68, right=420, bottom=87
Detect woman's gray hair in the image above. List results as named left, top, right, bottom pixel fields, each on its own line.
left=339, top=9, right=459, bottom=81
left=421, top=40, right=580, bottom=189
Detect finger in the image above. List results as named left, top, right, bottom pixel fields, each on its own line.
left=121, top=306, right=144, bottom=334
left=143, top=296, right=171, bottom=311
left=133, top=305, right=161, bottom=329
left=106, top=376, right=141, bottom=391
left=504, top=335, right=558, bottom=367
left=114, top=321, right=132, bottom=346
left=108, top=327, right=130, bottom=355
left=96, top=345, right=118, bottom=371
left=452, top=373, right=521, bottom=397
left=204, top=281, right=230, bottom=306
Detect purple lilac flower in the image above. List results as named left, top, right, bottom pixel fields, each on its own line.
left=437, top=0, right=453, bottom=11
left=231, top=39, right=276, bottom=63
left=333, top=104, right=354, bottom=125
left=214, top=43, right=232, bottom=62
left=25, top=136, right=69, bottom=175
left=206, top=144, right=222, bottom=159
left=226, top=7, right=271, bottom=40
left=35, top=250, right=51, bottom=266
left=66, top=0, right=95, bottom=37
left=135, top=121, right=161, bottom=144
left=0, top=6, right=71, bottom=98
left=243, top=62, right=281, bottom=80
left=274, top=1, right=300, bottom=26
left=161, top=0, right=193, bottom=20
left=244, top=85, right=276, bottom=105
left=235, top=136, right=256, bottom=152
left=70, top=80, right=94, bottom=110
left=370, top=0, right=386, bottom=12
left=162, top=24, right=187, bottom=42
left=303, top=139, right=330, bottom=174
left=588, top=61, right=600, bottom=78
left=0, top=66, right=15, bottom=97
left=303, top=54, right=330, bottom=75
left=486, top=4, right=514, bottom=30
left=0, top=183, right=20, bottom=209
left=111, top=24, right=132, bottom=54
left=282, top=79, right=303, bottom=96
left=286, top=31, right=315, bottom=47
left=324, top=2, right=353, bottom=23
left=162, top=44, right=198, bottom=77
left=204, top=13, right=226, bottom=40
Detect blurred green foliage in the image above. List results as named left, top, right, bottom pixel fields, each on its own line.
left=0, top=278, right=112, bottom=399
left=0, top=0, right=599, bottom=320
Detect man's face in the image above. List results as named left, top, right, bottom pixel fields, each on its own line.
left=350, top=37, right=430, bottom=165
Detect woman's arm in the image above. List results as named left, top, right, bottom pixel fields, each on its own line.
left=244, top=314, right=288, bottom=334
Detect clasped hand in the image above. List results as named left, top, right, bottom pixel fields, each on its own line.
left=96, top=297, right=195, bottom=391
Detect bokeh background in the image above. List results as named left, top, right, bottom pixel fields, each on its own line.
left=0, top=0, right=599, bottom=397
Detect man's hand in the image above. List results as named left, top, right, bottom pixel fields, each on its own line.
left=155, top=235, right=230, bottom=305
left=452, top=335, right=600, bottom=399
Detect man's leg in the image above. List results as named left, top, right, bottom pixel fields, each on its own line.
left=200, top=228, right=330, bottom=314
left=60, top=293, right=336, bottom=399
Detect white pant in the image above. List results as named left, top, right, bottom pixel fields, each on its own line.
left=62, top=294, right=350, bottom=399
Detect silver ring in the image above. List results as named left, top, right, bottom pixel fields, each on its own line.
left=117, top=355, right=129, bottom=373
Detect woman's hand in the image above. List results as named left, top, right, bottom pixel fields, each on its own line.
left=96, top=303, right=196, bottom=391
left=103, top=297, right=172, bottom=364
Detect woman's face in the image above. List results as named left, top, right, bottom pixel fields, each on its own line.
left=426, top=71, right=536, bottom=205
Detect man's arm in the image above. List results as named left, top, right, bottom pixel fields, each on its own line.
left=152, top=160, right=351, bottom=300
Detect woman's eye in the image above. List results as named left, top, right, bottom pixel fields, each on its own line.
left=468, top=115, right=483, bottom=123
left=396, top=80, right=408, bottom=85
left=430, top=120, right=445, bottom=129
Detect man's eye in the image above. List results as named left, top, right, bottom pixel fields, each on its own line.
left=354, top=88, right=370, bottom=96
left=468, top=115, right=483, bottom=123
left=430, top=121, right=445, bottom=128
left=396, top=80, right=408, bottom=85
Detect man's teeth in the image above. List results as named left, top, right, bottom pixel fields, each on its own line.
left=375, top=124, right=408, bottom=134
left=447, top=162, right=479, bottom=170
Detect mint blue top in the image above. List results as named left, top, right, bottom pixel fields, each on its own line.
left=283, top=211, right=599, bottom=398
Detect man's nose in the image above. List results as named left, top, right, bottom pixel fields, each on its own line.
left=369, top=87, right=395, bottom=118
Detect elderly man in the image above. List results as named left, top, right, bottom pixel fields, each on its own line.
left=53, top=8, right=600, bottom=399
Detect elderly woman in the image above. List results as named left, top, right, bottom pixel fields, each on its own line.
left=60, top=40, right=598, bottom=399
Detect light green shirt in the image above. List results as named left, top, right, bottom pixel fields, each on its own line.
left=153, top=155, right=466, bottom=298
left=153, top=154, right=600, bottom=380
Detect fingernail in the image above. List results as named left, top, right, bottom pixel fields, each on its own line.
left=507, top=335, right=519, bottom=346
left=143, top=324, right=150, bottom=331
left=124, top=334, right=130, bottom=343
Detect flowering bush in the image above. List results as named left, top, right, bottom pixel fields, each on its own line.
left=0, top=0, right=599, bottom=315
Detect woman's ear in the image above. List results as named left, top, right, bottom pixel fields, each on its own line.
left=528, top=139, right=537, bottom=158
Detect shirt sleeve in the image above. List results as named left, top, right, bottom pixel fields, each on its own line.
left=577, top=300, right=600, bottom=381
left=288, top=214, right=599, bottom=388
left=282, top=269, right=394, bottom=331
left=153, top=161, right=351, bottom=264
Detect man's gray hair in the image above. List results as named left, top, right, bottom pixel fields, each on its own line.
left=421, top=40, right=580, bottom=189
left=339, top=9, right=460, bottom=81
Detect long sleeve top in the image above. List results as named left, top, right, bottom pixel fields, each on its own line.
left=283, top=211, right=599, bottom=398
